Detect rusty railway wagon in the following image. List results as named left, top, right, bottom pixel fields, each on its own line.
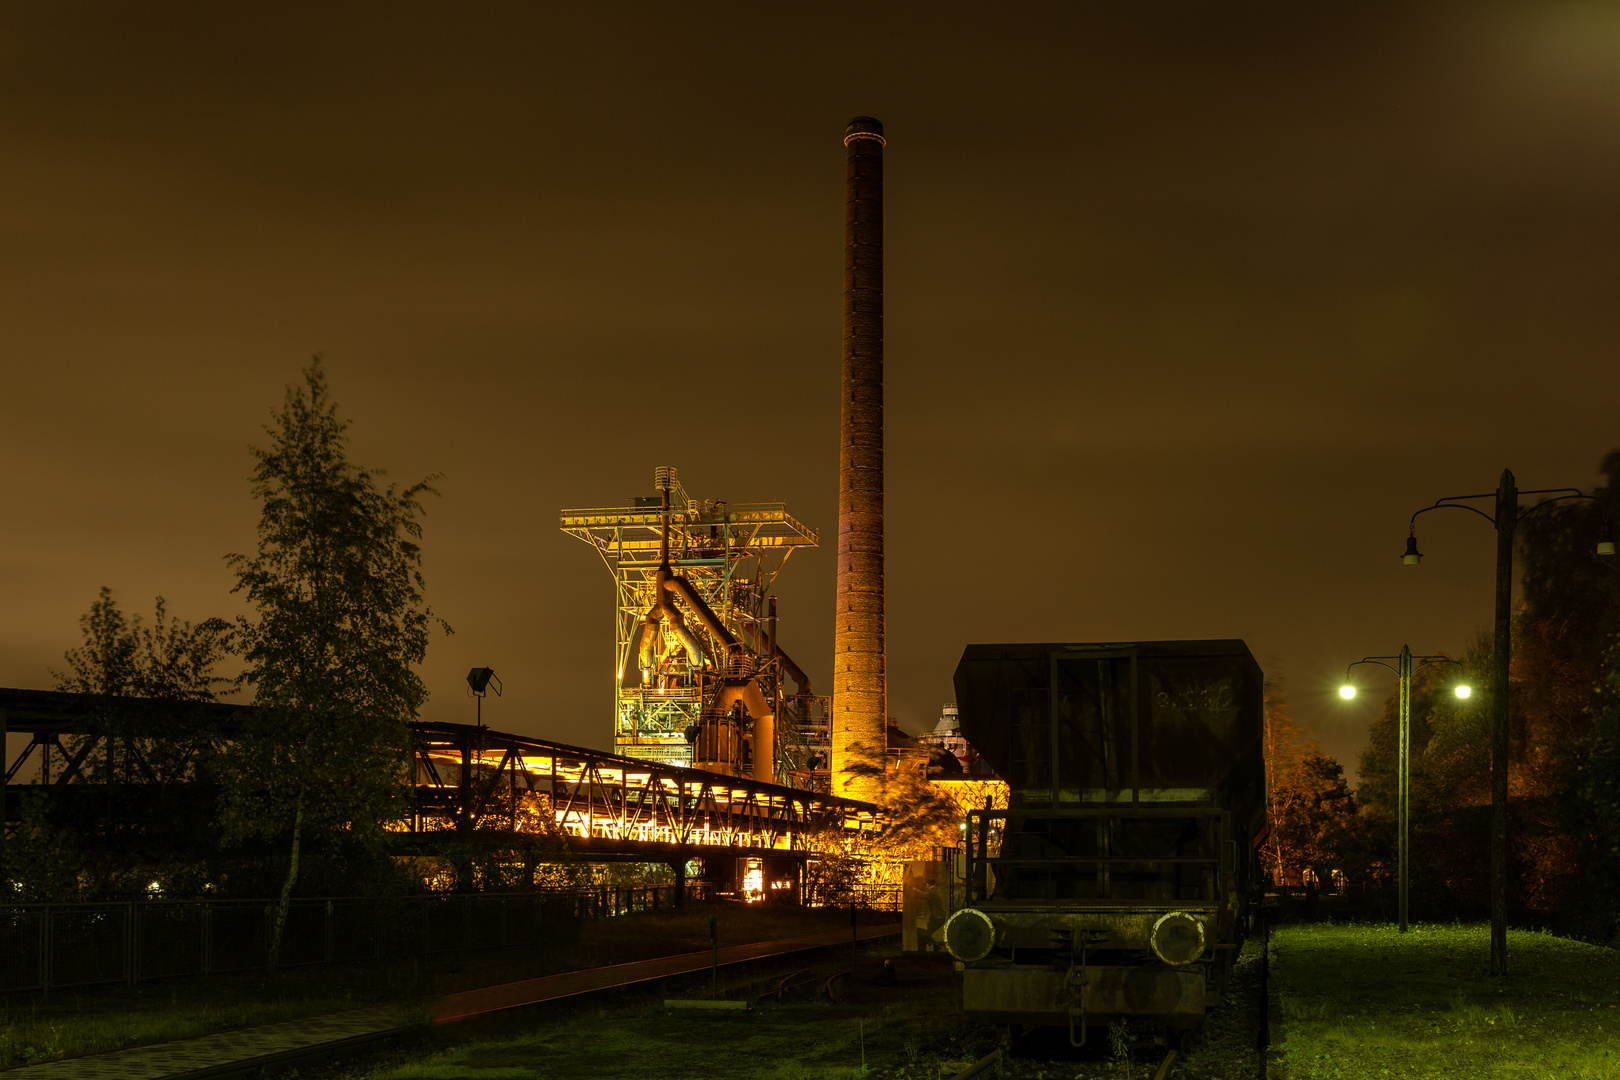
left=943, top=640, right=1266, bottom=1044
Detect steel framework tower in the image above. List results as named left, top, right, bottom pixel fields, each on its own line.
left=561, top=468, right=828, bottom=780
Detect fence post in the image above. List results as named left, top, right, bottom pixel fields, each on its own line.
left=41, top=904, right=51, bottom=993
left=325, top=899, right=334, bottom=964
left=127, top=901, right=138, bottom=986
left=203, top=901, right=212, bottom=975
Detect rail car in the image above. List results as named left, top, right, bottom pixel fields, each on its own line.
left=943, top=640, right=1266, bottom=1043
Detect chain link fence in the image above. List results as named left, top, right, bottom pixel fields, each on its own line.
left=0, top=884, right=704, bottom=994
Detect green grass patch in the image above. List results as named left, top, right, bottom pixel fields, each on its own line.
left=1272, top=922, right=1620, bottom=1079
left=0, top=903, right=872, bottom=1070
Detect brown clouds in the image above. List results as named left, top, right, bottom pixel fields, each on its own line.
left=3, top=3, right=1619, bottom=776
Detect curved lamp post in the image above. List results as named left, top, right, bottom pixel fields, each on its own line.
left=1340, top=647, right=1469, bottom=933
left=1405, top=469, right=1613, bottom=974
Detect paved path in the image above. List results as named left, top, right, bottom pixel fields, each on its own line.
left=1, top=1003, right=410, bottom=1080
left=2, top=921, right=900, bottom=1079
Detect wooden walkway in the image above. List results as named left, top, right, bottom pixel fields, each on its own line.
left=432, top=920, right=899, bottom=1021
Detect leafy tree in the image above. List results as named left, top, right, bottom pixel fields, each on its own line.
left=1260, top=683, right=1317, bottom=882
left=38, top=589, right=230, bottom=898
left=52, top=587, right=230, bottom=703
left=1564, top=636, right=1620, bottom=940
left=1261, top=685, right=1358, bottom=887
left=1514, top=451, right=1620, bottom=929
left=220, top=359, right=448, bottom=964
left=3, top=791, right=83, bottom=902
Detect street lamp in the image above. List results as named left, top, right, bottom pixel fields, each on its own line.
left=1340, top=646, right=1469, bottom=934
left=1404, top=470, right=1612, bottom=974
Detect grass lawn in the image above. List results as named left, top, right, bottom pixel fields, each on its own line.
left=0, top=903, right=873, bottom=1071
left=1272, top=922, right=1620, bottom=1079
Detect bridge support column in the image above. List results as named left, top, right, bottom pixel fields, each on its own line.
left=669, top=857, right=687, bottom=909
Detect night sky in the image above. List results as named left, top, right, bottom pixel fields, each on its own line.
left=5, top=4, right=1619, bottom=779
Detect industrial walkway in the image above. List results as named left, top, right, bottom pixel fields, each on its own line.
left=1, top=922, right=900, bottom=1080
left=4, top=688, right=883, bottom=866
left=431, top=919, right=900, bottom=1021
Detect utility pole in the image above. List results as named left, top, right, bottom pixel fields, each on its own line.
left=1404, top=470, right=1612, bottom=974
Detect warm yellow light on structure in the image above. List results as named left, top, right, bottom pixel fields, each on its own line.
left=1339, top=685, right=1356, bottom=700
left=742, top=857, right=764, bottom=903
left=1455, top=684, right=1471, bottom=699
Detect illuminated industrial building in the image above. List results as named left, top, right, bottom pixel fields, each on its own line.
left=561, top=468, right=830, bottom=784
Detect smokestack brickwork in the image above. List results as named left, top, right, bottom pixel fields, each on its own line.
left=833, top=116, right=887, bottom=802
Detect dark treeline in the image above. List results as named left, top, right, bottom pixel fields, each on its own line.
left=1264, top=450, right=1620, bottom=940
left=3, top=361, right=453, bottom=968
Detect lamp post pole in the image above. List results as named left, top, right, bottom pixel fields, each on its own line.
left=1490, top=473, right=1517, bottom=974
left=1343, top=649, right=1466, bottom=933
left=1404, top=471, right=1612, bottom=975
left=1399, top=644, right=1411, bottom=932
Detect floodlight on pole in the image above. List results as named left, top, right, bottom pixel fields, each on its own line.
left=1339, top=685, right=1356, bottom=700
left=466, top=667, right=502, bottom=728
left=1455, top=684, right=1471, bottom=699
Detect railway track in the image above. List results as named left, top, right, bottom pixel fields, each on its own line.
left=1, top=923, right=900, bottom=1080
left=986, top=925, right=1271, bottom=1080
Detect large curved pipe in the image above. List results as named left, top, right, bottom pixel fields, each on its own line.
left=664, top=574, right=740, bottom=654
left=660, top=595, right=706, bottom=668
left=633, top=616, right=660, bottom=683
left=710, top=677, right=777, bottom=783
left=740, top=622, right=813, bottom=696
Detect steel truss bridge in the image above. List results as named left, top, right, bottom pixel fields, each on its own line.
left=406, top=721, right=878, bottom=865
left=1, top=689, right=879, bottom=873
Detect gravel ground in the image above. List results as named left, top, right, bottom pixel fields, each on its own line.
left=994, top=931, right=1269, bottom=1080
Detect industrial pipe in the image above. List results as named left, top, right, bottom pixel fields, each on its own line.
left=663, top=574, right=740, bottom=655
left=698, top=677, right=777, bottom=783
left=739, top=621, right=813, bottom=696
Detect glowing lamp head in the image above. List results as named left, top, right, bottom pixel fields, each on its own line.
left=1599, top=518, right=1615, bottom=557
left=1455, top=684, right=1471, bottom=699
left=1339, top=685, right=1356, bottom=700
left=1403, top=535, right=1423, bottom=566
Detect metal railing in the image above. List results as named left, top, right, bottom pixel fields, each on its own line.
left=0, top=884, right=707, bottom=994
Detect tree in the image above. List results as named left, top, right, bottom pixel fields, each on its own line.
left=52, top=587, right=230, bottom=702
left=221, top=359, right=448, bottom=964
left=1259, top=683, right=1317, bottom=883
left=1514, top=450, right=1620, bottom=928
left=42, top=589, right=231, bottom=897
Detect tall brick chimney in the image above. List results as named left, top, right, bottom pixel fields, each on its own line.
left=832, top=116, right=886, bottom=802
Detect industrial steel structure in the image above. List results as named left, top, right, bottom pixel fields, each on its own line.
left=560, top=468, right=829, bottom=784
left=1, top=689, right=877, bottom=900
left=406, top=720, right=875, bottom=869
